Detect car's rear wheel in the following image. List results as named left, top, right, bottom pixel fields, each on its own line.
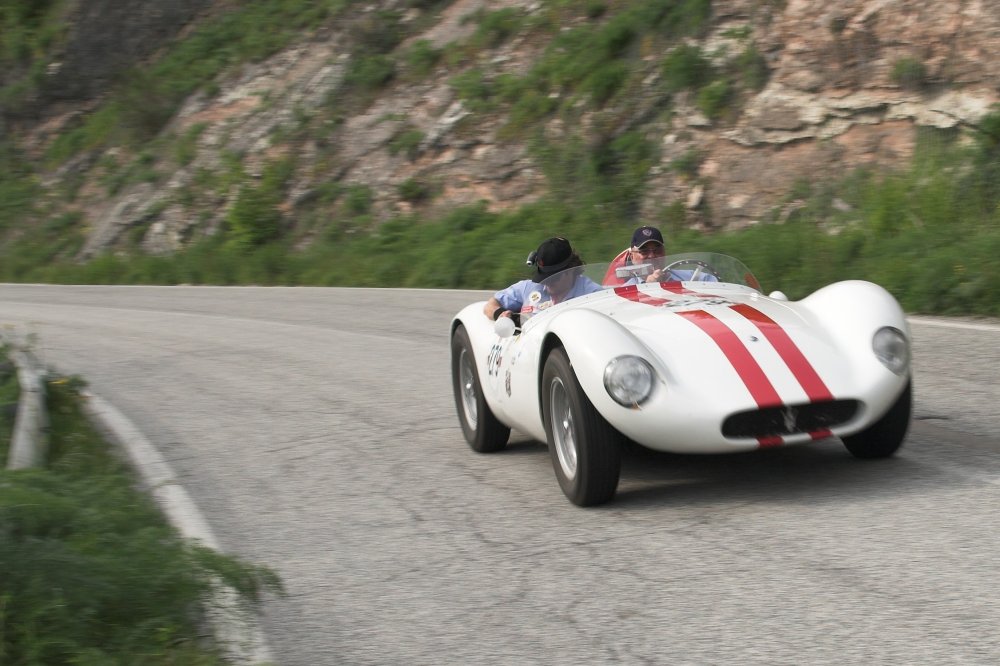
left=451, top=325, right=510, bottom=453
left=542, top=348, right=623, bottom=506
left=842, top=378, right=912, bottom=459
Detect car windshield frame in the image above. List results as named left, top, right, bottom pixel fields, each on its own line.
left=536, top=251, right=762, bottom=294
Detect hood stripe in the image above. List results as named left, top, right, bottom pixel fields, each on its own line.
left=675, top=309, right=782, bottom=409
left=613, top=284, right=671, bottom=306
left=729, top=304, right=833, bottom=402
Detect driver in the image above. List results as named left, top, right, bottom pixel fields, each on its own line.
left=604, top=225, right=667, bottom=285
left=484, top=237, right=602, bottom=322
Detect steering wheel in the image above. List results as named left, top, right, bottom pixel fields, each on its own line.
left=662, top=259, right=722, bottom=282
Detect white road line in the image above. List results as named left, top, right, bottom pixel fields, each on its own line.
left=82, top=392, right=275, bottom=666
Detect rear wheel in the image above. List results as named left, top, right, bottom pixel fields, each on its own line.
left=542, top=348, right=623, bottom=506
left=451, top=325, right=510, bottom=453
left=842, top=379, right=912, bottom=459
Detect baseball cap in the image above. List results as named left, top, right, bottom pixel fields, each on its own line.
left=631, top=226, right=664, bottom=248
left=531, top=237, right=575, bottom=283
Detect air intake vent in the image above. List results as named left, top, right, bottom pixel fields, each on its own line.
left=722, top=400, right=860, bottom=439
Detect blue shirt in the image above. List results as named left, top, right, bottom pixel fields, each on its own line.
left=494, top=276, right=603, bottom=317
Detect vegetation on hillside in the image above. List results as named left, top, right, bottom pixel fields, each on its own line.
left=1, top=0, right=1000, bottom=315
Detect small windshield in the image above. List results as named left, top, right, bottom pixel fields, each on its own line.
left=516, top=253, right=761, bottom=325
left=537, top=252, right=762, bottom=293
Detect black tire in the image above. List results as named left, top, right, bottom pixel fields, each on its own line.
left=451, top=325, right=510, bottom=453
left=842, top=378, right=912, bottom=459
left=541, top=348, right=623, bottom=506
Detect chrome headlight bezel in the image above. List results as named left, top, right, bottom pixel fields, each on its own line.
left=603, top=356, right=656, bottom=407
left=873, top=326, right=909, bottom=375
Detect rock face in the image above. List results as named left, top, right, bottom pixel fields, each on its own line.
left=18, top=0, right=1000, bottom=256
left=3, top=0, right=215, bottom=112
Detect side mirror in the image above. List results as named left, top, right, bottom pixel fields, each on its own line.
left=768, top=290, right=789, bottom=301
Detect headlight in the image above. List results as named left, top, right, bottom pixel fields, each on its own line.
left=604, top=356, right=655, bottom=407
left=873, top=326, right=909, bottom=375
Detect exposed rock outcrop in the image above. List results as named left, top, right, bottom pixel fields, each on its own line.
left=20, top=0, right=1000, bottom=256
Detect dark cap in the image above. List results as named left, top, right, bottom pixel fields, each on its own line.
left=531, top=237, right=575, bottom=283
left=631, top=225, right=664, bottom=248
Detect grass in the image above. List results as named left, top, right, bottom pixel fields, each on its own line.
left=0, top=369, right=283, bottom=665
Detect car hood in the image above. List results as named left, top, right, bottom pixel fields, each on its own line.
left=548, top=281, right=852, bottom=409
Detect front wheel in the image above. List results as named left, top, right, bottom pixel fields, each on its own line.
left=542, top=348, right=623, bottom=506
left=842, top=379, right=912, bottom=459
left=451, top=325, right=510, bottom=453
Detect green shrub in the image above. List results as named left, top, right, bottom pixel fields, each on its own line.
left=345, top=184, right=373, bottom=216
left=175, top=123, right=208, bottom=166
left=584, top=61, right=629, bottom=105
left=736, top=44, right=769, bottom=91
left=450, top=68, right=495, bottom=113
left=662, top=44, right=713, bottom=92
left=225, top=159, right=293, bottom=249
left=398, top=177, right=432, bottom=203
left=404, top=39, right=441, bottom=79
left=472, top=8, right=523, bottom=49
left=890, top=57, right=927, bottom=91
left=584, top=1, right=607, bottom=19
left=670, top=148, right=702, bottom=178
left=696, top=79, right=731, bottom=120
left=388, top=127, right=425, bottom=161
left=344, top=54, right=396, bottom=91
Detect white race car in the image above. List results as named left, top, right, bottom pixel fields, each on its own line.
left=450, top=253, right=912, bottom=506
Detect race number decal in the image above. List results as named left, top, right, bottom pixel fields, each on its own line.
left=486, top=343, right=503, bottom=377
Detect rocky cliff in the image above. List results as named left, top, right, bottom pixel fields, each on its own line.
left=12, top=0, right=1000, bottom=258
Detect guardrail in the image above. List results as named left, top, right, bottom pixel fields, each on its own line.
left=6, top=346, right=48, bottom=470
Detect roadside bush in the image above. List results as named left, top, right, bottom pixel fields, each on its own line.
left=0, top=376, right=283, bottom=664
left=226, top=159, right=293, bottom=250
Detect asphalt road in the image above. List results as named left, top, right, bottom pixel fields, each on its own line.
left=3, top=284, right=1000, bottom=665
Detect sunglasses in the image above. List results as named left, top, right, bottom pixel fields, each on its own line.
left=634, top=244, right=664, bottom=256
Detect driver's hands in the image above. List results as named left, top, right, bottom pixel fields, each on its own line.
left=646, top=269, right=662, bottom=283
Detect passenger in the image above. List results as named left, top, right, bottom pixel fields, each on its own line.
left=604, top=225, right=667, bottom=285
left=484, top=237, right=602, bottom=323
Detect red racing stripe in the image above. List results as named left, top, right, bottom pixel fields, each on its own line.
left=613, top=284, right=671, bottom=306
left=729, top=303, right=833, bottom=402
left=658, top=281, right=706, bottom=295
left=675, top=310, right=783, bottom=409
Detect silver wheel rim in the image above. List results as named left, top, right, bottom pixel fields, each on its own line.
left=548, top=377, right=577, bottom=480
left=459, top=348, right=478, bottom=429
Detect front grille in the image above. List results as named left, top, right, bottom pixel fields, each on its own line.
left=722, top=400, right=859, bottom=439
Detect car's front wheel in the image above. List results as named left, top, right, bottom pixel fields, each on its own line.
left=542, top=348, right=623, bottom=506
left=451, top=325, right=510, bottom=453
left=842, top=378, right=912, bottom=459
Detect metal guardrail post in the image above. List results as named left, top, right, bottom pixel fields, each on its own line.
left=7, top=349, right=49, bottom=470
